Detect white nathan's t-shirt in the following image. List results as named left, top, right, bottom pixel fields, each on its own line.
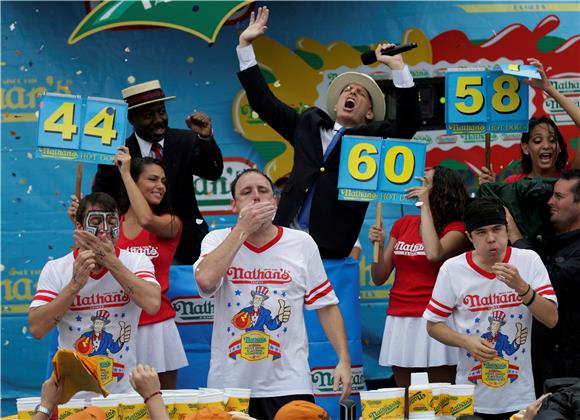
left=30, top=249, right=158, bottom=394
left=423, top=247, right=557, bottom=414
left=194, top=226, right=338, bottom=397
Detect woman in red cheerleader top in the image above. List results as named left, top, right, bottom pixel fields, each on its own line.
left=115, top=146, right=188, bottom=389
left=479, top=58, right=580, bottom=185
left=368, top=166, right=470, bottom=388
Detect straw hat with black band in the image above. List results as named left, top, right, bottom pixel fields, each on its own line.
left=122, top=80, right=176, bottom=110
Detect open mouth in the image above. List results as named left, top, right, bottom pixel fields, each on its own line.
left=344, top=98, right=356, bottom=110
left=539, top=152, right=553, bottom=164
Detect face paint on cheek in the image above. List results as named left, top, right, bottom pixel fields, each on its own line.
left=84, top=210, right=120, bottom=241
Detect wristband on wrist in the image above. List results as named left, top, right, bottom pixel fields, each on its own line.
left=523, top=290, right=536, bottom=306
left=144, top=391, right=162, bottom=404
left=518, top=284, right=531, bottom=297
left=34, top=404, right=51, bottom=417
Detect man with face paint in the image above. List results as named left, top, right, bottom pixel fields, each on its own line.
left=29, top=192, right=161, bottom=396
left=236, top=7, right=421, bottom=259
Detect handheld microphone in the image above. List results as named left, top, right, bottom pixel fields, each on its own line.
left=360, top=43, right=418, bottom=65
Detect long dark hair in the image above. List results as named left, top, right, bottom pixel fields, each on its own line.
left=519, top=116, right=568, bottom=174
left=119, top=157, right=173, bottom=216
left=429, top=166, right=469, bottom=234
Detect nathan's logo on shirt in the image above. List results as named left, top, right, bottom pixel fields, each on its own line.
left=311, top=365, right=365, bottom=395
left=71, top=291, right=130, bottom=311
left=227, top=267, right=292, bottom=284
left=172, top=296, right=214, bottom=324
left=463, top=291, right=521, bottom=312
left=125, top=245, right=159, bottom=259
left=393, top=241, right=425, bottom=256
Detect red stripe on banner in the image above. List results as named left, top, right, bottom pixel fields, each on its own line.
left=305, top=284, right=333, bottom=305
left=426, top=304, right=450, bottom=318
left=305, top=280, right=330, bottom=299
left=431, top=297, right=453, bottom=311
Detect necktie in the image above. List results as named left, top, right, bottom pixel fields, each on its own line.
left=150, top=143, right=163, bottom=160
left=297, top=127, right=346, bottom=229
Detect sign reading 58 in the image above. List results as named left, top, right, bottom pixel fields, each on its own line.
left=445, top=70, right=529, bottom=135
left=37, top=93, right=128, bottom=163
left=338, top=136, right=426, bottom=205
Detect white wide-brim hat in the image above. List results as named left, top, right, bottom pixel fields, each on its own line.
left=122, top=80, right=176, bottom=110
left=326, top=72, right=385, bottom=122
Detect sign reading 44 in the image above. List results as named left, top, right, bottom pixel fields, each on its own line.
left=37, top=93, right=127, bottom=164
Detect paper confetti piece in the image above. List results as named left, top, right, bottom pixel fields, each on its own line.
left=76, top=70, right=82, bottom=75
left=127, top=75, right=136, bottom=84
left=26, top=185, right=32, bottom=194
left=26, top=152, right=33, bottom=159
left=9, top=22, right=16, bottom=31
left=124, top=47, right=131, bottom=53
left=186, top=56, right=194, bottom=64
left=273, top=80, right=281, bottom=88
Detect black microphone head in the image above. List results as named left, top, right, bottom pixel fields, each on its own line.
left=360, top=50, right=377, bottom=65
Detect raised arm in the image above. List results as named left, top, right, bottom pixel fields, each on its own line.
left=316, top=304, right=352, bottom=400
left=525, top=58, right=580, bottom=169
left=74, top=231, right=161, bottom=315
left=29, top=250, right=96, bottom=339
left=116, top=147, right=181, bottom=239
left=373, top=42, right=421, bottom=139
left=236, top=6, right=300, bottom=143
left=195, top=201, right=277, bottom=294
left=185, top=112, right=224, bottom=180
left=406, top=177, right=468, bottom=262
left=368, top=224, right=396, bottom=286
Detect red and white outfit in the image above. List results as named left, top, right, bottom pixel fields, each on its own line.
left=30, top=249, right=158, bottom=395
left=194, top=226, right=338, bottom=397
left=117, top=215, right=188, bottom=372
left=379, top=216, right=463, bottom=367
left=423, top=247, right=557, bottom=414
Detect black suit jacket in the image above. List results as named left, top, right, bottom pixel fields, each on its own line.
left=92, top=128, right=223, bottom=264
left=238, top=65, right=421, bottom=259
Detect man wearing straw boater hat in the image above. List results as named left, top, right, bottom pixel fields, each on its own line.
left=92, top=80, right=223, bottom=264
left=236, top=6, right=421, bottom=259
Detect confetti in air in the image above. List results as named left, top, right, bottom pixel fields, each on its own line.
left=127, top=75, right=136, bottom=84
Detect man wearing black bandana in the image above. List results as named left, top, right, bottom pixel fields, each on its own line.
left=423, top=198, right=558, bottom=419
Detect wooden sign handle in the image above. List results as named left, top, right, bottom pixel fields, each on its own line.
left=373, top=202, right=383, bottom=263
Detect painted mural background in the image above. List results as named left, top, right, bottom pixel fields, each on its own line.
left=2, top=1, right=579, bottom=412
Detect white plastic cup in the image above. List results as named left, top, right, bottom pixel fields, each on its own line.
left=90, top=395, right=121, bottom=420
left=408, top=384, right=434, bottom=419
left=172, top=391, right=199, bottom=419
left=57, top=399, right=86, bottom=419
left=197, top=391, right=226, bottom=410
left=430, top=383, right=450, bottom=417
left=224, top=388, right=251, bottom=414
left=17, top=397, right=41, bottom=420
left=119, top=393, right=148, bottom=420
left=360, top=389, right=405, bottom=420
left=447, top=384, right=475, bottom=417
left=410, top=372, right=430, bottom=386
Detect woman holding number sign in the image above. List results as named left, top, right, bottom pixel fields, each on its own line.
left=114, top=147, right=188, bottom=389
left=368, top=166, right=470, bottom=388
left=480, top=58, right=580, bottom=185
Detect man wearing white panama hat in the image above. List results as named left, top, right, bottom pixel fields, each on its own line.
left=92, top=79, right=224, bottom=264
left=236, top=6, right=421, bottom=259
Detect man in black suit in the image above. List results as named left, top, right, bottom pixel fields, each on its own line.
left=92, top=80, right=223, bottom=264
left=236, top=7, right=421, bottom=259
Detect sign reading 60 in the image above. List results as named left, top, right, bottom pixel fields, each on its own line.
left=338, top=136, right=426, bottom=205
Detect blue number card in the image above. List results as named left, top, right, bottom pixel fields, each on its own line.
left=445, top=69, right=529, bottom=135
left=37, top=93, right=128, bottom=164
left=338, top=136, right=427, bottom=205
